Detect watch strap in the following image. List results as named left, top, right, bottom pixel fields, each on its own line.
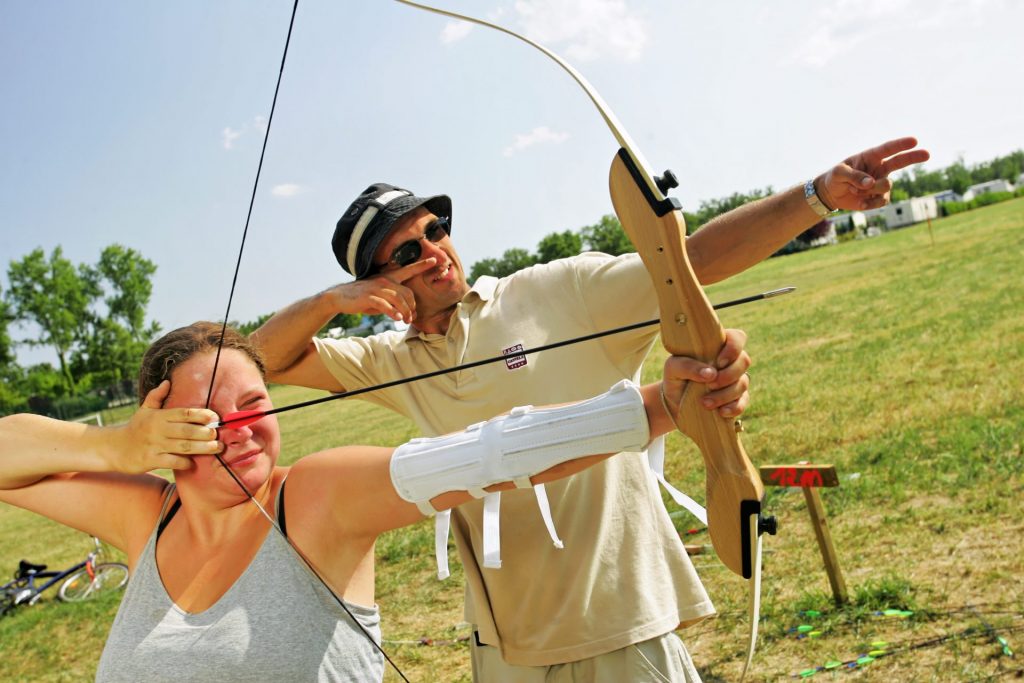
left=804, top=179, right=834, bottom=217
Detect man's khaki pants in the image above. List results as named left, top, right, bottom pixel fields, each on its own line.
left=470, top=631, right=702, bottom=682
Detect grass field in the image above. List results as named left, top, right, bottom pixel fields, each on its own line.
left=1, top=199, right=1021, bottom=681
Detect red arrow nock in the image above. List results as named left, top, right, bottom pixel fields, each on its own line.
left=214, top=410, right=265, bottom=430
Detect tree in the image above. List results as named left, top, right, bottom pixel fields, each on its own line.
left=580, top=215, right=634, bottom=255
left=890, top=187, right=910, bottom=202
left=6, top=247, right=99, bottom=395
left=536, top=230, right=582, bottom=263
left=319, top=312, right=363, bottom=337
left=0, top=296, right=23, bottom=414
left=0, top=293, right=15, bottom=370
left=796, top=220, right=832, bottom=244
left=946, top=158, right=972, bottom=195
left=469, top=248, right=538, bottom=281
left=91, top=244, right=161, bottom=343
left=469, top=258, right=501, bottom=283
left=71, top=317, right=144, bottom=391
left=235, top=312, right=275, bottom=336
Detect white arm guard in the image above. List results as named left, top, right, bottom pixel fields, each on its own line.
left=390, top=380, right=649, bottom=576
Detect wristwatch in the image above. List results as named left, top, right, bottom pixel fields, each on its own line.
left=804, top=178, right=835, bottom=217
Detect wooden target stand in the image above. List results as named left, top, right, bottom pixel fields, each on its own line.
left=760, top=463, right=849, bottom=605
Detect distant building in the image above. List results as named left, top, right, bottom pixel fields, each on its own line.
left=963, top=179, right=1015, bottom=201
left=863, top=195, right=938, bottom=230
left=827, top=211, right=866, bottom=233
left=930, top=189, right=960, bottom=203
left=371, top=319, right=409, bottom=335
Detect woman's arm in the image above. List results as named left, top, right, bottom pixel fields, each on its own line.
left=0, top=381, right=221, bottom=550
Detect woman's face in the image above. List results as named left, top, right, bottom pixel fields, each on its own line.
left=164, top=348, right=280, bottom=496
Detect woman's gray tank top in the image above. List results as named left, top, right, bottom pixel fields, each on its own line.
left=95, top=484, right=384, bottom=682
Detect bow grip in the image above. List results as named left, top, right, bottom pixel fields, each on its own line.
left=609, top=150, right=766, bottom=578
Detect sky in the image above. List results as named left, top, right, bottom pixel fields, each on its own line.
left=2, top=0, right=1022, bottom=367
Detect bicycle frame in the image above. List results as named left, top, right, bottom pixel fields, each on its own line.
left=8, top=559, right=89, bottom=606
left=3, top=536, right=103, bottom=606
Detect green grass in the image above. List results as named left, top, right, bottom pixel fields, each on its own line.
left=2, top=200, right=1022, bottom=681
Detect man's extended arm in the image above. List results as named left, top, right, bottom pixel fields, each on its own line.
left=688, top=137, right=930, bottom=284
left=250, top=288, right=345, bottom=391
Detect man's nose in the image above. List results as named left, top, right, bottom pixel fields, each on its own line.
left=420, top=236, right=447, bottom=261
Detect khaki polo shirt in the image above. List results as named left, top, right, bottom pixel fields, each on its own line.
left=314, top=252, right=714, bottom=666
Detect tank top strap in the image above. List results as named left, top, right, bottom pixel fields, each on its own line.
left=156, top=483, right=180, bottom=539
left=275, top=476, right=289, bottom=538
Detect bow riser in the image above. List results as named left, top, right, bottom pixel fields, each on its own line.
left=609, top=151, right=764, bottom=579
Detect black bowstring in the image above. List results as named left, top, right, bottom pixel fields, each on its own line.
left=202, top=1, right=409, bottom=679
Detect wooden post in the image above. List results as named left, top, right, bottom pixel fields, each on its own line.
left=760, top=463, right=848, bottom=605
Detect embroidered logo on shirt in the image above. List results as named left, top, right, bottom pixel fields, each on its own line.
left=502, top=343, right=527, bottom=370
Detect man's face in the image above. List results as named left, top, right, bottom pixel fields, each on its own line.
left=372, top=207, right=470, bottom=322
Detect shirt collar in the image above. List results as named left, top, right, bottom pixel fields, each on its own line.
left=402, top=276, right=498, bottom=343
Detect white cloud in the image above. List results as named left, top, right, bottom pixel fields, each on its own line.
left=784, top=0, right=1004, bottom=68
left=441, top=20, right=473, bottom=44
left=221, top=126, right=242, bottom=150
left=502, top=126, right=569, bottom=156
left=220, top=115, right=269, bottom=151
left=271, top=183, right=305, bottom=197
left=514, top=0, right=647, bottom=62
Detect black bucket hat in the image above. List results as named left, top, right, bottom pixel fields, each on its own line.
left=332, top=183, right=452, bottom=279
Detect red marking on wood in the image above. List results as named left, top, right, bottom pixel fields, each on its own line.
left=769, top=467, right=798, bottom=487
left=767, top=467, right=825, bottom=488
left=800, top=469, right=824, bottom=488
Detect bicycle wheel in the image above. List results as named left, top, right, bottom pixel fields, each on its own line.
left=0, top=588, right=16, bottom=616
left=57, top=563, right=129, bottom=602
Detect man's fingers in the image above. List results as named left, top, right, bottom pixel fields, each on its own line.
left=716, top=391, right=751, bottom=419
left=866, top=136, right=921, bottom=161
left=392, top=257, right=438, bottom=284
left=367, top=295, right=410, bottom=323
left=664, top=356, right=717, bottom=384
left=880, top=149, right=931, bottom=177
left=860, top=194, right=890, bottom=210
left=832, top=164, right=878, bottom=191
left=702, top=372, right=751, bottom=415
left=716, top=328, right=748, bottom=369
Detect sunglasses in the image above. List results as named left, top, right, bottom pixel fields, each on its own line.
left=377, top=216, right=450, bottom=270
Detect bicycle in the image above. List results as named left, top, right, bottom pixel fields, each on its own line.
left=0, top=536, right=128, bottom=616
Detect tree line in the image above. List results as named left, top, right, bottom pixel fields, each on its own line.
left=471, top=149, right=1023, bottom=279
left=469, top=187, right=774, bottom=280
left=891, top=150, right=1022, bottom=199
left=0, top=246, right=160, bottom=417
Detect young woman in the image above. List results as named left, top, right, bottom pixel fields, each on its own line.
left=0, top=322, right=750, bottom=682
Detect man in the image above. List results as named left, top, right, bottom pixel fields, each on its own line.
left=252, top=137, right=928, bottom=681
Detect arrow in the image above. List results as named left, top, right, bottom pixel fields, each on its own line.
left=205, top=287, right=794, bottom=430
